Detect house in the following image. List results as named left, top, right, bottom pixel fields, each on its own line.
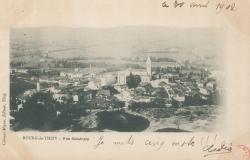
left=87, top=79, right=102, bottom=90
left=96, top=89, right=111, bottom=97
left=161, top=73, right=178, bottom=82
left=47, top=87, right=61, bottom=94
left=199, top=88, right=210, bottom=96
left=60, top=72, right=67, bottom=77
left=60, top=70, right=84, bottom=79
left=15, top=69, right=28, bottom=74
left=23, top=89, right=37, bottom=97
left=133, top=96, right=151, bottom=103
left=152, top=73, right=161, bottom=80
left=17, top=104, right=23, bottom=111
left=83, top=90, right=93, bottom=101
left=160, top=62, right=181, bottom=69
left=150, top=79, right=169, bottom=88
left=173, top=95, right=185, bottom=102
left=75, top=90, right=93, bottom=103
left=73, top=81, right=80, bottom=86
left=196, top=81, right=204, bottom=88
left=58, top=80, right=71, bottom=87
left=205, top=81, right=216, bottom=90
left=72, top=94, right=79, bottom=103
left=96, top=74, right=116, bottom=86
left=53, top=93, right=68, bottom=103
left=135, top=87, right=146, bottom=95
left=88, top=96, right=108, bottom=108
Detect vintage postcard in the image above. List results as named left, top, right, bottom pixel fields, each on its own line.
left=0, top=0, right=250, bottom=159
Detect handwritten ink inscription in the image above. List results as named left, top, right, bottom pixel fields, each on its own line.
left=172, top=136, right=195, bottom=147
left=162, top=0, right=237, bottom=13
left=216, top=2, right=236, bottom=13
left=91, top=134, right=234, bottom=158
left=20, top=133, right=249, bottom=158
left=93, top=136, right=104, bottom=149
left=113, top=135, right=134, bottom=146
left=201, top=135, right=232, bottom=157
left=145, top=137, right=165, bottom=151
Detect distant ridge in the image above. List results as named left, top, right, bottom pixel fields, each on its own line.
left=10, top=26, right=224, bottom=58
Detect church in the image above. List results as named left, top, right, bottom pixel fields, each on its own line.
left=117, top=56, right=152, bottom=85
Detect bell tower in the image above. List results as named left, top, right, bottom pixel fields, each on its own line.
left=146, top=56, right=151, bottom=76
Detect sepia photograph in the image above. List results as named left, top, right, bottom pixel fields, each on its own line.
left=1, top=0, right=250, bottom=159
left=10, top=27, right=225, bottom=132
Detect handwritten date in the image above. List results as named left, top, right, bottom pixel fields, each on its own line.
left=162, top=0, right=237, bottom=13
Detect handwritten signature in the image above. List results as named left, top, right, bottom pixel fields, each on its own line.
left=201, top=135, right=232, bottom=157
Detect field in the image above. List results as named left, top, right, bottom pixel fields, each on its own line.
left=10, top=76, right=36, bottom=97
left=129, top=105, right=224, bottom=132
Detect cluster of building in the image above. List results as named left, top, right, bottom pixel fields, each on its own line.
left=11, top=55, right=223, bottom=112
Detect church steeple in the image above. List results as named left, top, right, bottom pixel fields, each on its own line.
left=146, top=56, right=151, bottom=76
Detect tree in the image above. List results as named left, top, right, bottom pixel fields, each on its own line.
left=52, top=104, right=88, bottom=130
left=173, top=116, right=181, bottom=130
left=110, top=98, right=125, bottom=109
left=153, top=87, right=168, bottom=107
left=144, top=83, right=154, bottom=96
left=155, top=87, right=168, bottom=98
left=159, top=81, right=167, bottom=87
left=126, top=73, right=141, bottom=89
left=14, top=92, right=57, bottom=130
